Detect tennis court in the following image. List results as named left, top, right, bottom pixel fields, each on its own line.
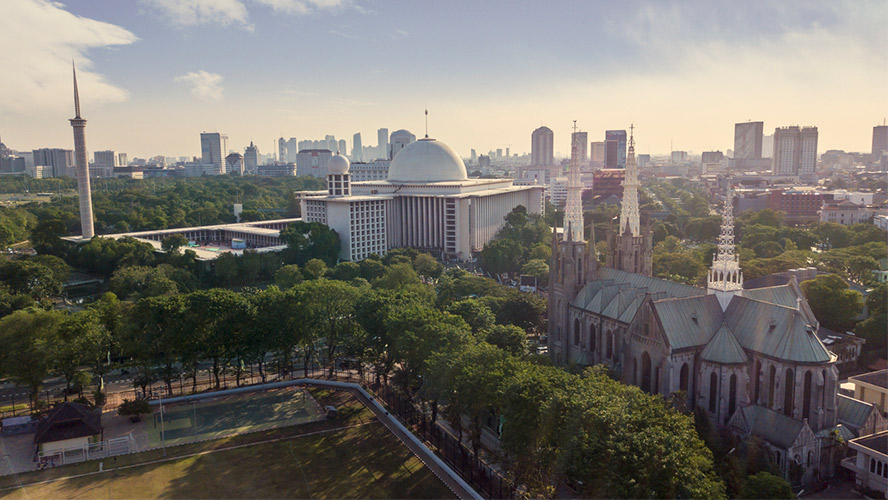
left=146, top=386, right=325, bottom=447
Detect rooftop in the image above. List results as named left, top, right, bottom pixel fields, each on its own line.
left=849, top=369, right=888, bottom=390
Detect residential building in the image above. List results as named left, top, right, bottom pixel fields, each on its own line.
left=200, top=132, right=227, bottom=171
left=590, top=141, right=606, bottom=166
left=842, top=431, right=888, bottom=497
left=531, top=126, right=554, bottom=166
left=244, top=142, right=259, bottom=174
left=848, top=370, right=888, bottom=412
left=605, top=130, right=627, bottom=169
left=571, top=131, right=588, bottom=163
left=874, top=125, right=888, bottom=158
left=296, top=149, right=333, bottom=177
left=772, top=126, right=818, bottom=177
left=389, top=129, right=416, bottom=160
left=32, top=148, right=74, bottom=177
left=734, top=121, right=764, bottom=160
left=352, top=133, right=364, bottom=162
left=377, top=128, right=389, bottom=161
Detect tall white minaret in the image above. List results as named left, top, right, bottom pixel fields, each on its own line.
left=619, top=124, right=640, bottom=236
left=70, top=63, right=95, bottom=238
left=708, top=188, right=743, bottom=310
left=564, top=121, right=584, bottom=242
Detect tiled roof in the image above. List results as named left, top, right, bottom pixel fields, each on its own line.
left=733, top=405, right=806, bottom=449
left=837, top=394, right=876, bottom=434
left=597, top=268, right=704, bottom=298
left=815, top=424, right=856, bottom=443
left=741, top=282, right=817, bottom=326
left=701, top=323, right=749, bottom=364
left=652, top=295, right=723, bottom=350
left=725, top=296, right=832, bottom=363
left=849, top=369, right=888, bottom=390
left=853, top=432, right=888, bottom=455
left=34, top=402, right=102, bottom=445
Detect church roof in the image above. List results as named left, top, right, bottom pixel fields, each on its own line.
left=742, top=281, right=817, bottom=325
left=700, top=323, right=748, bottom=364
left=837, top=394, right=878, bottom=434
left=732, top=405, right=806, bottom=449
left=725, top=296, right=832, bottom=363
left=598, top=268, right=704, bottom=298
left=651, top=294, right=723, bottom=350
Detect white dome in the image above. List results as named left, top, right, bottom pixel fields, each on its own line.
left=327, top=153, right=350, bottom=174
left=387, top=138, right=468, bottom=183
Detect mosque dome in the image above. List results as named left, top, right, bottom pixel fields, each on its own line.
left=327, top=152, right=350, bottom=174
left=387, top=137, right=468, bottom=183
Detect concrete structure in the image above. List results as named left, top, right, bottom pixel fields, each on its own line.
left=377, top=128, right=389, bottom=161
left=773, top=126, right=818, bottom=178
left=32, top=148, right=74, bottom=177
left=571, top=130, right=588, bottom=163
left=349, top=159, right=389, bottom=182
left=257, top=164, right=295, bottom=176
left=590, top=141, right=606, bottom=166
left=874, top=125, right=888, bottom=158
left=531, top=126, right=554, bottom=166
left=244, top=142, right=259, bottom=174
left=549, top=177, right=568, bottom=207
left=286, top=138, right=298, bottom=162
left=225, top=152, right=244, bottom=176
left=848, top=370, right=888, bottom=412
left=296, top=149, right=333, bottom=178
left=734, top=121, right=764, bottom=160
left=843, top=431, right=888, bottom=497
left=278, top=137, right=286, bottom=163
left=352, top=133, right=364, bottom=162
left=592, top=169, right=624, bottom=201
left=605, top=130, right=627, bottom=169
left=200, top=132, right=227, bottom=172
left=94, top=150, right=116, bottom=168
left=70, top=65, right=94, bottom=239
left=820, top=200, right=872, bottom=226
left=298, top=138, right=544, bottom=262
left=389, top=129, right=416, bottom=160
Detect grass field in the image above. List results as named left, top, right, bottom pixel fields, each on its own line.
left=0, top=389, right=456, bottom=499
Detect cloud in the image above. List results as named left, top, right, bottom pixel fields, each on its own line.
left=252, top=0, right=348, bottom=15
left=175, top=71, right=225, bottom=102
left=0, top=0, right=137, bottom=116
left=140, top=0, right=251, bottom=28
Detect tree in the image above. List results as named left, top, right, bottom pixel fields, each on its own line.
left=214, top=252, right=239, bottom=284
left=280, top=221, right=340, bottom=266
left=846, top=255, right=879, bottom=283
left=161, top=233, right=188, bottom=255
left=480, top=238, right=523, bottom=276
left=330, top=261, right=361, bottom=281
left=413, top=253, right=443, bottom=280
left=0, top=260, right=63, bottom=299
left=0, top=309, right=64, bottom=405
left=484, top=324, right=527, bottom=356
left=521, top=259, right=549, bottom=287
left=496, top=291, right=547, bottom=332
left=55, top=310, right=105, bottom=400
left=274, top=264, right=303, bottom=289
left=739, top=472, right=795, bottom=499
left=866, top=283, right=887, bottom=316
left=446, top=299, right=495, bottom=334
left=654, top=253, right=706, bottom=284
left=290, top=280, right=361, bottom=377
left=800, top=274, right=863, bottom=331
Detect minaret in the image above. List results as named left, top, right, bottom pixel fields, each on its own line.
left=708, top=187, right=743, bottom=310
left=70, top=63, right=95, bottom=239
left=619, top=124, right=640, bottom=237
left=565, top=120, right=584, bottom=242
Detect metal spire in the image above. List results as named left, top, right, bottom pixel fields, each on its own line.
left=72, top=61, right=82, bottom=119
left=618, top=124, right=640, bottom=236
left=708, top=187, right=742, bottom=295
left=565, top=121, right=584, bottom=242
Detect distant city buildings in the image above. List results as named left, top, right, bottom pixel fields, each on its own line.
left=296, top=149, right=333, bottom=177
left=571, top=130, right=588, bottom=163
left=377, top=128, right=389, bottom=161
left=244, top=142, right=259, bottom=174
left=734, top=121, right=764, bottom=160
left=32, top=148, right=74, bottom=177
left=200, top=132, right=227, bottom=172
left=286, top=138, right=298, bottom=163
left=873, top=124, right=888, bottom=158
left=278, top=137, right=286, bottom=162
left=226, top=152, right=244, bottom=175
left=772, top=126, right=818, bottom=178
left=118, top=153, right=128, bottom=166
left=605, top=130, right=627, bottom=169
left=531, top=126, right=554, bottom=166
left=389, top=129, right=416, bottom=160
left=352, top=133, right=364, bottom=162
left=590, top=141, right=605, bottom=166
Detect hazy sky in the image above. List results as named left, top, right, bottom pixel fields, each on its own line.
left=1, top=0, right=886, bottom=159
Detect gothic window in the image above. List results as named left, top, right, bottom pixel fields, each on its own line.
left=769, top=365, right=777, bottom=409
left=709, top=372, right=718, bottom=412
left=574, top=319, right=581, bottom=347
left=589, top=323, right=596, bottom=352
left=803, top=371, right=812, bottom=420
left=784, top=368, right=795, bottom=417
left=640, top=352, right=652, bottom=393
left=754, top=360, right=762, bottom=404
left=679, top=363, right=689, bottom=393
left=729, top=373, right=737, bottom=418
left=807, top=451, right=814, bottom=467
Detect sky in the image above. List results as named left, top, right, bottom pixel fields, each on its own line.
left=0, top=0, right=886, bottom=159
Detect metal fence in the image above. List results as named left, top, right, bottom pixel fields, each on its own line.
left=37, top=435, right=135, bottom=466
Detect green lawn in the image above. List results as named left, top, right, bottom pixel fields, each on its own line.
left=0, top=389, right=456, bottom=499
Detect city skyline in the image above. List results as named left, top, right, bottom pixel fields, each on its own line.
left=0, top=0, right=885, bottom=159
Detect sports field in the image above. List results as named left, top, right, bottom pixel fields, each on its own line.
left=0, top=389, right=456, bottom=499
left=147, top=387, right=324, bottom=447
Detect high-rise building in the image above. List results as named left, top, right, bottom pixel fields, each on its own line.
left=118, top=153, right=128, bottom=166
left=590, top=141, right=606, bottom=164
left=531, top=126, right=554, bottom=166
left=762, top=134, right=774, bottom=158
left=734, top=121, right=764, bottom=160
left=200, top=132, right=227, bottom=171
left=94, top=150, right=116, bottom=168
left=873, top=125, right=888, bottom=158
left=286, top=138, right=298, bottom=162
left=352, top=133, right=364, bottom=162
left=226, top=152, right=244, bottom=175
left=571, top=131, right=588, bottom=163
left=244, top=142, right=259, bottom=174
left=470, top=149, right=477, bottom=163
left=70, top=64, right=94, bottom=239
left=506, top=147, right=510, bottom=158
left=32, top=148, right=74, bottom=177
left=389, top=129, right=416, bottom=160
left=377, top=128, right=389, bottom=161
left=605, top=130, right=627, bottom=169
left=296, top=149, right=333, bottom=177
left=496, top=148, right=503, bottom=158
left=278, top=137, right=286, bottom=162
left=772, top=126, right=818, bottom=177
left=338, top=139, right=347, bottom=155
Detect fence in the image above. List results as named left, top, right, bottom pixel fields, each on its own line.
left=37, top=435, right=135, bottom=466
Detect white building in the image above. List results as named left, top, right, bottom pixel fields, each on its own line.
left=296, top=149, right=333, bottom=178
left=820, top=200, right=873, bottom=226
left=389, top=129, right=416, bottom=160
left=550, top=177, right=568, bottom=207
left=843, top=432, right=888, bottom=497
left=349, top=159, right=390, bottom=182
left=773, top=126, right=818, bottom=178
left=299, top=138, right=545, bottom=262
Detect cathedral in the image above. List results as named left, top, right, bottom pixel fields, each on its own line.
left=547, top=128, right=868, bottom=485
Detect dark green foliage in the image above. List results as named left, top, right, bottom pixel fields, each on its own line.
left=738, top=472, right=795, bottom=499
left=280, top=221, right=340, bottom=266
left=117, top=398, right=152, bottom=417
left=801, top=274, right=864, bottom=331
left=480, top=206, right=551, bottom=276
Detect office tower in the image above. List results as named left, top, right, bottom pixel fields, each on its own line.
left=590, top=141, right=606, bottom=164
left=324, top=135, right=336, bottom=151
left=94, top=150, right=116, bottom=168
left=226, top=152, right=244, bottom=175
left=286, top=138, right=298, bottom=162
left=873, top=125, right=888, bottom=157
left=496, top=148, right=503, bottom=158
left=605, top=130, right=627, bottom=168
left=470, top=149, right=477, bottom=163
left=32, top=148, right=74, bottom=177
left=118, top=153, right=128, bottom=166
left=377, top=128, right=389, bottom=160
left=762, top=134, right=774, bottom=158
left=734, top=121, right=764, bottom=159
left=531, top=126, right=554, bottom=166
left=352, top=133, right=364, bottom=162
left=772, top=126, right=818, bottom=176
left=389, top=129, right=416, bottom=159
left=338, top=139, right=347, bottom=155
left=571, top=130, right=588, bottom=163
left=200, top=132, right=227, bottom=170
left=278, top=137, right=286, bottom=162
left=70, top=64, right=94, bottom=238
left=244, top=142, right=259, bottom=174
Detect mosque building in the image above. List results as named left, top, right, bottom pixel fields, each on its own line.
left=297, top=133, right=545, bottom=262
left=548, top=127, right=882, bottom=486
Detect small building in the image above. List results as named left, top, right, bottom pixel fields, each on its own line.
left=33, top=403, right=103, bottom=456
left=842, top=431, right=888, bottom=498
left=848, top=370, right=888, bottom=413
left=837, top=394, right=888, bottom=438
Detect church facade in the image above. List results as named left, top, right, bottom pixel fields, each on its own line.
left=548, top=128, right=843, bottom=486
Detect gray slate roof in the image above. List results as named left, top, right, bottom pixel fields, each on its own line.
left=597, top=268, right=705, bottom=298
left=837, top=394, right=877, bottom=433
left=732, top=405, right=806, bottom=449
left=701, top=323, right=748, bottom=364
left=742, top=282, right=817, bottom=326
left=651, top=294, right=723, bottom=350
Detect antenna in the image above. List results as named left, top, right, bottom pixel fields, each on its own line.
left=72, top=61, right=81, bottom=118
left=424, top=109, right=429, bottom=138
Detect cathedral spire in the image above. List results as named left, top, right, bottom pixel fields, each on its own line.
left=565, top=120, right=584, bottom=242
left=619, top=124, right=640, bottom=237
left=708, top=187, right=742, bottom=309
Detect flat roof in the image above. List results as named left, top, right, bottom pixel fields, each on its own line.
left=849, top=369, right=888, bottom=390
left=852, top=431, right=888, bottom=455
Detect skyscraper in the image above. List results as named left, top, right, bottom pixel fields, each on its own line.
left=377, top=128, right=389, bottom=160
left=605, top=130, right=627, bottom=169
left=94, top=150, right=116, bottom=168
left=531, top=126, right=554, bottom=166
left=244, top=142, right=259, bottom=174
left=389, top=130, right=416, bottom=159
left=286, top=138, right=298, bottom=162
left=571, top=130, right=588, bottom=163
left=338, top=139, right=347, bottom=155
left=772, top=126, right=818, bottom=177
left=873, top=125, right=888, bottom=158
left=352, top=133, right=364, bottom=162
left=118, top=153, right=128, bottom=166
left=734, top=121, right=764, bottom=160
left=70, top=64, right=94, bottom=239
left=200, top=132, right=227, bottom=171
left=278, top=137, right=286, bottom=162
left=32, top=148, right=74, bottom=177
left=590, top=141, right=606, bottom=165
